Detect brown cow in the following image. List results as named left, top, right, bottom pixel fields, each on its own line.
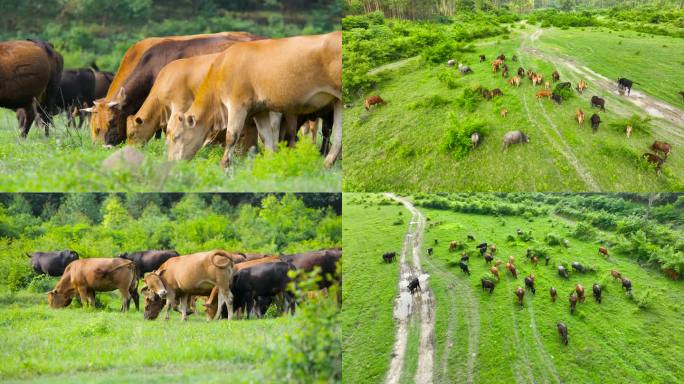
left=86, top=32, right=263, bottom=146
left=626, top=125, right=632, bottom=138
left=491, top=266, right=500, bottom=280
left=490, top=244, right=497, bottom=253
left=552, top=71, right=560, bottom=82
left=557, top=322, right=568, bottom=345
left=643, top=153, right=664, bottom=175
left=507, top=262, right=518, bottom=279
left=500, top=108, right=509, bottom=118
left=533, top=74, right=543, bottom=86
left=664, top=269, right=679, bottom=280
left=576, top=283, right=585, bottom=302
left=485, top=253, right=494, bottom=264
left=524, top=274, right=536, bottom=294
left=611, top=270, right=622, bottom=280
left=576, top=80, right=587, bottom=94
left=598, top=246, right=609, bottom=258
left=508, top=76, right=520, bottom=87
left=48, top=258, right=138, bottom=311
left=449, top=241, right=460, bottom=252
left=492, top=59, right=502, bottom=72
left=536, top=89, right=552, bottom=99
left=364, top=95, right=385, bottom=111
left=650, top=141, right=671, bottom=158
left=494, top=259, right=503, bottom=267
left=550, top=287, right=557, bottom=302
left=576, top=109, right=585, bottom=127
left=531, top=255, right=539, bottom=266
left=142, top=250, right=241, bottom=321
left=165, top=32, right=342, bottom=168
left=569, top=293, right=578, bottom=313
left=0, top=40, right=63, bottom=137
left=515, top=287, right=524, bottom=307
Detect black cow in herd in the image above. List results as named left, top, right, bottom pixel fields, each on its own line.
left=617, top=77, right=637, bottom=95
left=27, top=250, right=79, bottom=276
left=118, top=250, right=180, bottom=278
left=233, top=261, right=295, bottom=318
left=57, top=64, right=114, bottom=128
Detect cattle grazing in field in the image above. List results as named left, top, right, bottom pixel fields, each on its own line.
left=617, top=77, right=636, bottom=95
left=458, top=63, right=473, bottom=74
left=550, top=287, right=557, bottom=302
left=118, top=250, right=180, bottom=278
left=48, top=257, right=138, bottom=311
left=484, top=253, right=494, bottom=264
left=592, top=283, right=602, bottom=304
left=449, top=241, right=461, bottom=252
left=461, top=253, right=470, bottom=262
left=492, top=59, right=502, bottom=72
left=611, top=270, right=622, bottom=280
left=511, top=55, right=518, bottom=62
left=571, top=262, right=584, bottom=273
left=576, top=284, right=585, bottom=302
left=508, top=76, right=520, bottom=87
left=590, top=113, right=601, bottom=133
left=626, top=125, right=632, bottom=138
left=447, top=59, right=456, bottom=67
left=533, top=74, right=543, bottom=86
left=408, top=277, right=421, bottom=294
left=383, top=252, right=397, bottom=263
left=491, top=266, right=500, bottom=280
left=476, top=242, right=488, bottom=253
left=643, top=153, right=664, bottom=175
left=551, top=93, right=562, bottom=104
left=491, top=88, right=503, bottom=97
left=497, top=54, right=506, bottom=61
left=552, top=71, right=560, bottom=82
left=427, top=248, right=433, bottom=256
left=524, top=275, right=536, bottom=294
left=527, top=70, right=535, bottom=80
left=621, top=277, right=632, bottom=292
left=479, top=54, right=486, bottom=62
left=650, top=141, right=671, bottom=158
left=482, top=279, right=495, bottom=293
left=557, top=322, right=568, bottom=345
left=517, top=67, right=525, bottom=77
left=515, top=287, right=524, bottom=307
left=481, top=89, right=492, bottom=100
left=576, top=79, right=587, bottom=94
left=507, top=262, right=518, bottom=279
left=471, top=132, right=480, bottom=148
left=502, top=65, right=509, bottom=78
left=501, top=108, right=508, bottom=118
left=364, top=95, right=385, bottom=111
left=467, top=234, right=475, bottom=241
left=591, top=96, right=606, bottom=111
left=558, top=265, right=569, bottom=279
left=598, top=246, right=609, bottom=258
left=530, top=256, right=539, bottom=266
left=27, top=250, right=79, bottom=276
left=281, top=249, right=342, bottom=302
left=459, top=260, right=471, bottom=276
left=536, top=89, right=552, bottom=99
left=231, top=261, right=295, bottom=319
left=569, top=293, right=578, bottom=313
left=490, top=244, right=497, bottom=253
left=502, top=130, right=530, bottom=150
left=58, top=67, right=113, bottom=129
left=0, top=39, right=63, bottom=137
left=544, top=81, right=550, bottom=89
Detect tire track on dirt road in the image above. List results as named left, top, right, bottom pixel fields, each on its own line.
left=509, top=305, right=537, bottom=384
left=385, top=194, right=435, bottom=384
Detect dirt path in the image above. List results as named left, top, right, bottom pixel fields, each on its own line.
left=369, top=57, right=419, bottom=76
left=384, top=194, right=435, bottom=384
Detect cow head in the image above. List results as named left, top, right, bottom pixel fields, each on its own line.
left=118, top=252, right=130, bottom=260
left=47, top=289, right=73, bottom=308
left=86, top=91, right=127, bottom=146
left=165, top=110, right=209, bottom=162
left=143, top=272, right=168, bottom=299
left=62, top=250, right=79, bottom=261
left=141, top=285, right=166, bottom=320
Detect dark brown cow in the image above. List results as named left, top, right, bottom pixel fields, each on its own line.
left=479, top=54, right=486, bottom=62
left=280, top=249, right=342, bottom=304
left=598, top=246, right=609, bottom=258
left=643, top=153, right=664, bottom=175
left=484, top=253, right=494, bottom=264
left=524, top=275, right=536, bottom=294
left=557, top=322, right=568, bottom=345
left=621, top=277, right=632, bottom=292
left=650, top=141, right=671, bottom=158
left=590, top=96, right=605, bottom=111
left=590, top=113, right=601, bottom=132
left=0, top=40, right=63, bottom=137
left=592, top=283, right=602, bottom=304
left=552, top=71, right=560, bottom=82
left=550, top=287, right=557, bottom=302
left=576, top=283, right=585, bottom=302
left=507, top=262, right=518, bottom=279
left=482, top=279, right=495, bottom=293
left=569, top=293, right=578, bottom=313
left=515, top=287, right=524, bottom=307
left=517, top=67, right=525, bottom=77
left=611, top=269, right=622, bottom=280
left=118, top=249, right=180, bottom=278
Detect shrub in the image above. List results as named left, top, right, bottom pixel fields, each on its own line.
left=454, top=85, right=482, bottom=112
left=608, top=114, right=652, bottom=136
left=422, top=40, right=459, bottom=64
left=545, top=232, right=562, bottom=246
left=27, top=274, right=54, bottom=293
left=436, top=68, right=460, bottom=89
left=441, top=116, right=488, bottom=160
left=571, top=221, right=596, bottom=241
left=628, top=288, right=653, bottom=309
left=407, top=94, right=452, bottom=109
left=552, top=83, right=574, bottom=100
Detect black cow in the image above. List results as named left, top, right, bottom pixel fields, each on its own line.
left=118, top=250, right=180, bottom=278
left=557, top=322, right=568, bottom=345
left=591, top=96, right=605, bottom=111
left=481, top=279, right=495, bottom=293
left=281, top=249, right=342, bottom=293
left=479, top=54, right=486, bottom=62
left=558, top=265, right=569, bottom=279
left=467, top=235, right=475, bottom=241
left=571, top=262, right=584, bottom=273
left=551, top=93, right=562, bottom=104
left=524, top=275, right=536, bottom=294
left=408, top=277, right=421, bottom=294
left=621, top=277, right=632, bottom=292
left=383, top=252, right=397, bottom=263
left=58, top=67, right=114, bottom=128
left=460, top=253, right=470, bottom=262
left=476, top=242, right=488, bottom=251
left=427, top=248, right=433, bottom=256
left=592, top=283, right=602, bottom=304
left=27, top=250, right=79, bottom=276
left=590, top=113, right=601, bottom=133
left=517, top=67, right=525, bottom=77
left=617, top=77, right=636, bottom=95
left=232, top=261, right=294, bottom=318
left=459, top=261, right=471, bottom=276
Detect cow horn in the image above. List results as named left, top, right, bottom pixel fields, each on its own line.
left=107, top=101, right=119, bottom=108
left=80, top=107, right=94, bottom=113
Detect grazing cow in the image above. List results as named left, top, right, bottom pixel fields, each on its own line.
left=492, top=59, right=503, bottom=72
left=531, top=256, right=539, bottom=266
left=512, top=55, right=518, bottom=62
left=479, top=54, right=486, bottom=62
left=467, top=235, right=475, bottom=241
left=617, top=77, right=636, bottom=95
left=383, top=252, right=397, bottom=263
left=482, top=279, right=495, bottom=293
left=48, top=258, right=138, bottom=311
left=484, top=253, right=494, bottom=264
left=447, top=59, right=456, bottom=67
left=502, top=130, right=530, bottom=150
left=576, top=79, right=587, bottom=94
left=471, top=132, right=480, bottom=148
left=544, top=81, right=550, bottom=89
left=643, top=153, right=664, bottom=175
left=481, top=89, right=492, bottom=100
left=569, top=293, right=578, bottom=313
left=524, top=275, right=536, bottom=294
left=364, top=95, right=385, bottom=111
left=408, top=277, right=421, bottom=294
left=592, top=283, right=602, bottom=304
left=458, top=63, right=473, bottom=74
left=558, top=265, right=568, bottom=279
left=497, top=54, right=506, bottom=61
left=544, top=255, right=551, bottom=266
left=590, top=96, right=606, bottom=111
left=118, top=250, right=180, bottom=278
left=231, top=261, right=295, bottom=319
left=0, top=40, right=63, bottom=137
left=476, top=242, right=488, bottom=252
left=557, top=322, right=568, bottom=345
left=552, top=71, right=560, bottom=82
left=533, top=74, right=543, bottom=86
left=527, top=70, right=535, bottom=80
left=494, top=259, right=503, bottom=267
left=576, top=284, right=585, bottom=302
left=459, top=261, right=471, bottom=276
left=57, top=69, right=97, bottom=128
left=490, top=244, right=497, bottom=253
left=621, top=277, right=632, bottom=292
left=491, top=88, right=503, bottom=97
left=502, top=66, right=509, bottom=78
left=598, top=246, right=609, bottom=258
left=551, top=93, right=562, bottom=104
left=550, top=287, right=557, bottom=302
left=515, top=287, right=524, bottom=307
left=27, top=250, right=79, bottom=276
left=501, top=108, right=509, bottom=118
left=590, top=113, right=601, bottom=133
left=626, top=125, right=633, bottom=138
left=142, top=250, right=240, bottom=320
left=507, top=262, right=518, bottom=279
left=491, top=266, right=500, bottom=280
left=508, top=76, right=520, bottom=87
left=427, top=248, right=433, bottom=256
left=280, top=249, right=342, bottom=295
left=508, top=255, right=515, bottom=265
left=449, top=241, right=460, bottom=252
left=517, top=67, right=525, bottom=77
left=165, top=32, right=342, bottom=168
left=650, top=141, right=671, bottom=158
left=571, top=262, right=584, bottom=273
left=87, top=32, right=263, bottom=146
left=611, top=270, right=622, bottom=280
left=536, top=89, right=552, bottom=99
left=460, top=253, right=470, bottom=262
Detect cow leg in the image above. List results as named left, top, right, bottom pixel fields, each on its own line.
left=120, top=287, right=131, bottom=312
left=179, top=295, right=189, bottom=321
left=87, top=290, right=97, bottom=309
left=77, top=286, right=90, bottom=308
left=216, top=288, right=233, bottom=321
left=310, top=119, right=319, bottom=144
left=324, top=99, right=342, bottom=167
left=221, top=103, right=249, bottom=168
left=283, top=114, right=298, bottom=148
left=18, top=105, right=36, bottom=138
left=164, top=291, right=175, bottom=320
left=35, top=101, right=51, bottom=137
left=253, top=111, right=281, bottom=152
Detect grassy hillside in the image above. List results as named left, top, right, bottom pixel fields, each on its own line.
left=343, top=19, right=684, bottom=192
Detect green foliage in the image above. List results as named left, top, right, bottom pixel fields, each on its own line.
left=552, top=83, right=575, bottom=100
left=436, top=68, right=461, bottom=89
left=454, top=86, right=483, bottom=112
left=441, top=116, right=487, bottom=159
left=608, top=114, right=653, bottom=136
left=422, top=40, right=459, bottom=64
left=544, top=232, right=562, bottom=246
left=407, top=94, right=452, bottom=109
left=571, top=221, right=597, bottom=241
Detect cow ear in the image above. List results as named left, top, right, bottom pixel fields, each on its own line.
left=141, top=285, right=149, bottom=294
left=186, top=115, right=196, bottom=128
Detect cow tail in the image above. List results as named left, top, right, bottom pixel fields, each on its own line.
left=210, top=251, right=233, bottom=269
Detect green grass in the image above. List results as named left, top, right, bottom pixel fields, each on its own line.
left=340, top=194, right=407, bottom=383
left=343, top=27, right=684, bottom=192
left=0, top=110, right=340, bottom=192
left=342, top=194, right=684, bottom=383
left=0, top=290, right=293, bottom=383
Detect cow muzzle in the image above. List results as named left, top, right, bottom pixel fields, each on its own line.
left=157, top=289, right=167, bottom=299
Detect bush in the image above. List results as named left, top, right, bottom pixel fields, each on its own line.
left=608, top=114, right=652, bottom=136
left=26, top=274, right=54, bottom=293
left=407, top=94, right=452, bottom=109
left=628, top=288, right=653, bottom=309
left=436, top=68, right=460, bottom=89
left=552, top=83, right=574, bottom=100
left=422, top=40, right=459, bottom=64
left=571, top=221, right=596, bottom=241
left=545, top=232, right=562, bottom=246
left=441, top=116, right=488, bottom=160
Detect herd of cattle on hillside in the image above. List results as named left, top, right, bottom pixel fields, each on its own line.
left=0, top=31, right=342, bottom=167
left=383, top=229, right=655, bottom=347
left=28, top=247, right=341, bottom=320
left=363, top=51, right=674, bottom=175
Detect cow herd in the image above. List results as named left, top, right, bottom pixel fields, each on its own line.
left=0, top=31, right=342, bottom=168
left=29, top=248, right=341, bottom=321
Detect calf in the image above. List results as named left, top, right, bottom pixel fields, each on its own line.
left=408, top=277, right=421, bottom=294
left=643, top=153, right=664, bottom=175
left=118, top=250, right=180, bottom=278
left=576, top=79, right=587, bottom=94
left=364, top=95, right=385, bottom=111
left=383, top=252, right=397, bottom=263
left=592, top=283, right=602, bottom=304
left=459, top=261, right=471, bottom=276
left=524, top=275, right=536, bottom=294
left=48, top=258, right=138, bottom=311
left=590, top=113, right=601, bottom=133
left=515, top=287, right=524, bottom=307
left=650, top=141, right=671, bottom=158
left=550, top=287, right=557, bottom=302
left=621, top=277, right=632, bottom=292
left=557, top=322, right=568, bottom=345
left=482, top=279, right=495, bottom=293
left=617, top=77, right=636, bottom=95
left=590, top=96, right=605, bottom=111
left=27, top=250, right=79, bottom=276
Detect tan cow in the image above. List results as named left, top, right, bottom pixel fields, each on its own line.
left=165, top=31, right=342, bottom=168
left=508, top=76, right=520, bottom=87
left=142, top=250, right=244, bottom=320
left=48, top=258, right=138, bottom=311
left=576, top=109, right=585, bottom=127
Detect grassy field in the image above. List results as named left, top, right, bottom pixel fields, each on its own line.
left=342, top=194, right=684, bottom=383
left=0, top=110, right=340, bottom=192
left=0, top=289, right=293, bottom=383
left=343, top=25, right=684, bottom=192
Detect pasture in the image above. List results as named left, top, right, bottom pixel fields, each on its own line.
left=0, top=110, right=341, bottom=192
left=342, top=193, right=684, bottom=383
left=343, top=20, right=684, bottom=192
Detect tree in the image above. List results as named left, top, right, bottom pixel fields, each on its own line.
left=101, top=195, right=130, bottom=229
